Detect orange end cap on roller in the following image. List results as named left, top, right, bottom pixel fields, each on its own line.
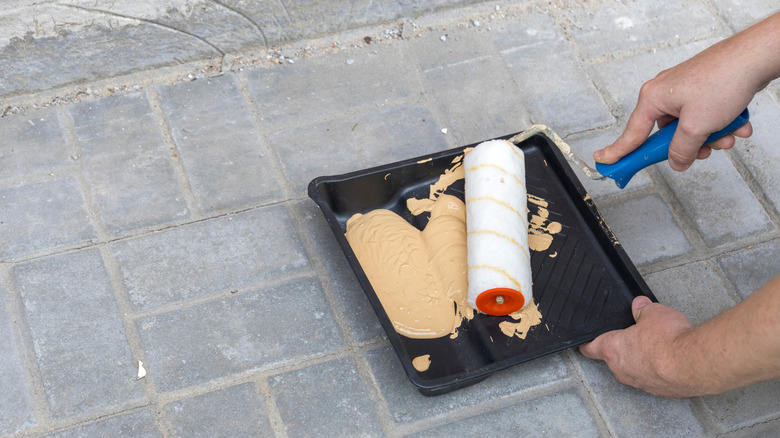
left=475, top=288, right=525, bottom=316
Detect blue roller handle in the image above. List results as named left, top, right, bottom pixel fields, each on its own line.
left=595, top=108, right=750, bottom=189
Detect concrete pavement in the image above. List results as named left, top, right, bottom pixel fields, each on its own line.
left=2, top=0, right=780, bottom=436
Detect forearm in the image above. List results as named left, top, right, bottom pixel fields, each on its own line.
left=715, top=11, right=780, bottom=93
left=671, top=274, right=780, bottom=395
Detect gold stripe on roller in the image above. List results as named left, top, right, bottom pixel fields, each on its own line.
left=468, top=264, right=523, bottom=291
left=465, top=164, right=525, bottom=188
left=465, top=196, right=524, bottom=219
left=469, top=230, right=530, bottom=263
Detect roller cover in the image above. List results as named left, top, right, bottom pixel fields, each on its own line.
left=465, top=140, right=532, bottom=316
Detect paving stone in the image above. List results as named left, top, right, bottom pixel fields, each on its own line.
left=408, top=31, right=532, bottom=145
left=0, top=177, right=95, bottom=261
left=291, top=200, right=385, bottom=343
left=590, top=39, right=719, bottom=116
left=0, top=108, right=71, bottom=182
left=565, top=127, right=653, bottom=198
left=644, top=261, right=737, bottom=325
left=561, top=0, right=725, bottom=58
left=731, top=92, right=780, bottom=213
left=165, top=383, right=272, bottom=437
left=489, top=13, right=561, bottom=52
left=267, top=105, right=449, bottom=195
left=0, top=288, right=36, bottom=435
left=574, top=355, right=707, bottom=438
left=658, top=150, right=773, bottom=247
left=244, top=43, right=422, bottom=130
left=717, top=239, right=780, bottom=300
left=69, top=92, right=189, bottom=236
left=269, top=357, right=384, bottom=437
left=157, top=75, right=284, bottom=213
left=110, top=206, right=310, bottom=311
left=599, top=194, right=692, bottom=266
left=14, top=249, right=144, bottom=419
left=407, top=389, right=600, bottom=437
left=362, top=344, right=569, bottom=424
left=136, top=277, right=343, bottom=392
left=710, top=0, right=779, bottom=30
left=43, top=409, right=160, bottom=438
left=498, top=24, right=613, bottom=135
left=700, top=379, right=780, bottom=433
left=0, top=23, right=214, bottom=97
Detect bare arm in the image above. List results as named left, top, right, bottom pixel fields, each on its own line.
left=594, top=11, right=780, bottom=170
left=580, top=275, right=780, bottom=398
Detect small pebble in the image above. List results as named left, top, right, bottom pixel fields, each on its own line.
left=346, top=59, right=355, bottom=65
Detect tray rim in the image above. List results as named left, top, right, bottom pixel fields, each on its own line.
left=307, top=131, right=656, bottom=395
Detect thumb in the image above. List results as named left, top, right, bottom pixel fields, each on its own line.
left=632, top=295, right=652, bottom=322
left=594, top=104, right=660, bottom=164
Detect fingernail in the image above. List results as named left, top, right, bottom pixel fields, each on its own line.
left=634, top=296, right=651, bottom=309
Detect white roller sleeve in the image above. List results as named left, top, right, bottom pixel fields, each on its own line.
left=465, top=140, right=532, bottom=315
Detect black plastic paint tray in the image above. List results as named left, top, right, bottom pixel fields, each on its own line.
left=307, top=132, right=655, bottom=396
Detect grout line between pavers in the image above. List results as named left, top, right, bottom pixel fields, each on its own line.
left=349, top=350, right=399, bottom=438
left=145, top=88, right=203, bottom=220
left=564, top=349, right=620, bottom=438
left=254, top=378, right=289, bottom=438
left=94, top=244, right=168, bottom=436
left=561, top=349, right=614, bottom=438
left=0, top=264, right=53, bottom=430
left=55, top=106, right=113, bottom=243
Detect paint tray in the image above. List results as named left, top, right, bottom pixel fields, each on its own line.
left=307, top=132, right=655, bottom=396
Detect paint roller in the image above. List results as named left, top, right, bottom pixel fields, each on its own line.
left=465, top=140, right=532, bottom=316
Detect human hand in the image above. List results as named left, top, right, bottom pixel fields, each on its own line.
left=593, top=29, right=768, bottom=170
left=579, top=296, right=699, bottom=398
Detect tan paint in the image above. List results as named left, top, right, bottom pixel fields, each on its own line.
left=412, top=354, right=431, bottom=372
left=345, top=149, right=553, bottom=340
left=498, top=300, right=543, bottom=339
left=345, top=194, right=472, bottom=339
left=527, top=194, right=563, bottom=252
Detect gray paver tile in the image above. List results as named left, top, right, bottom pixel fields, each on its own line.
left=14, top=249, right=144, bottom=419
left=717, top=239, right=780, bottom=300
left=0, top=108, right=70, bottom=182
left=43, top=409, right=160, bottom=438
left=591, top=39, right=719, bottom=115
left=562, top=0, right=725, bottom=58
left=501, top=42, right=612, bottom=135
left=0, top=288, right=36, bottom=435
left=599, top=194, right=692, bottom=266
left=136, top=277, right=343, bottom=392
left=0, top=177, right=95, bottom=261
left=407, top=389, right=600, bottom=437
left=658, top=151, right=773, bottom=247
left=157, top=75, right=284, bottom=213
left=410, top=35, right=532, bottom=145
left=269, top=357, right=384, bottom=437
left=732, top=92, right=780, bottom=213
left=244, top=43, right=421, bottom=130
left=291, top=200, right=385, bottom=343
left=111, top=206, right=310, bottom=311
left=710, top=0, right=779, bottom=30
left=700, top=379, right=780, bottom=433
left=267, top=105, right=449, bottom=195
left=575, top=355, right=707, bottom=437
left=566, top=127, right=652, bottom=197
left=497, top=16, right=612, bottom=135
left=165, top=383, right=272, bottom=437
left=645, top=261, right=737, bottom=325
left=362, top=345, right=569, bottom=424
left=69, top=92, right=189, bottom=235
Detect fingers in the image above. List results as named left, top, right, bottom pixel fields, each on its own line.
left=594, top=105, right=661, bottom=164
left=631, top=295, right=652, bottom=321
